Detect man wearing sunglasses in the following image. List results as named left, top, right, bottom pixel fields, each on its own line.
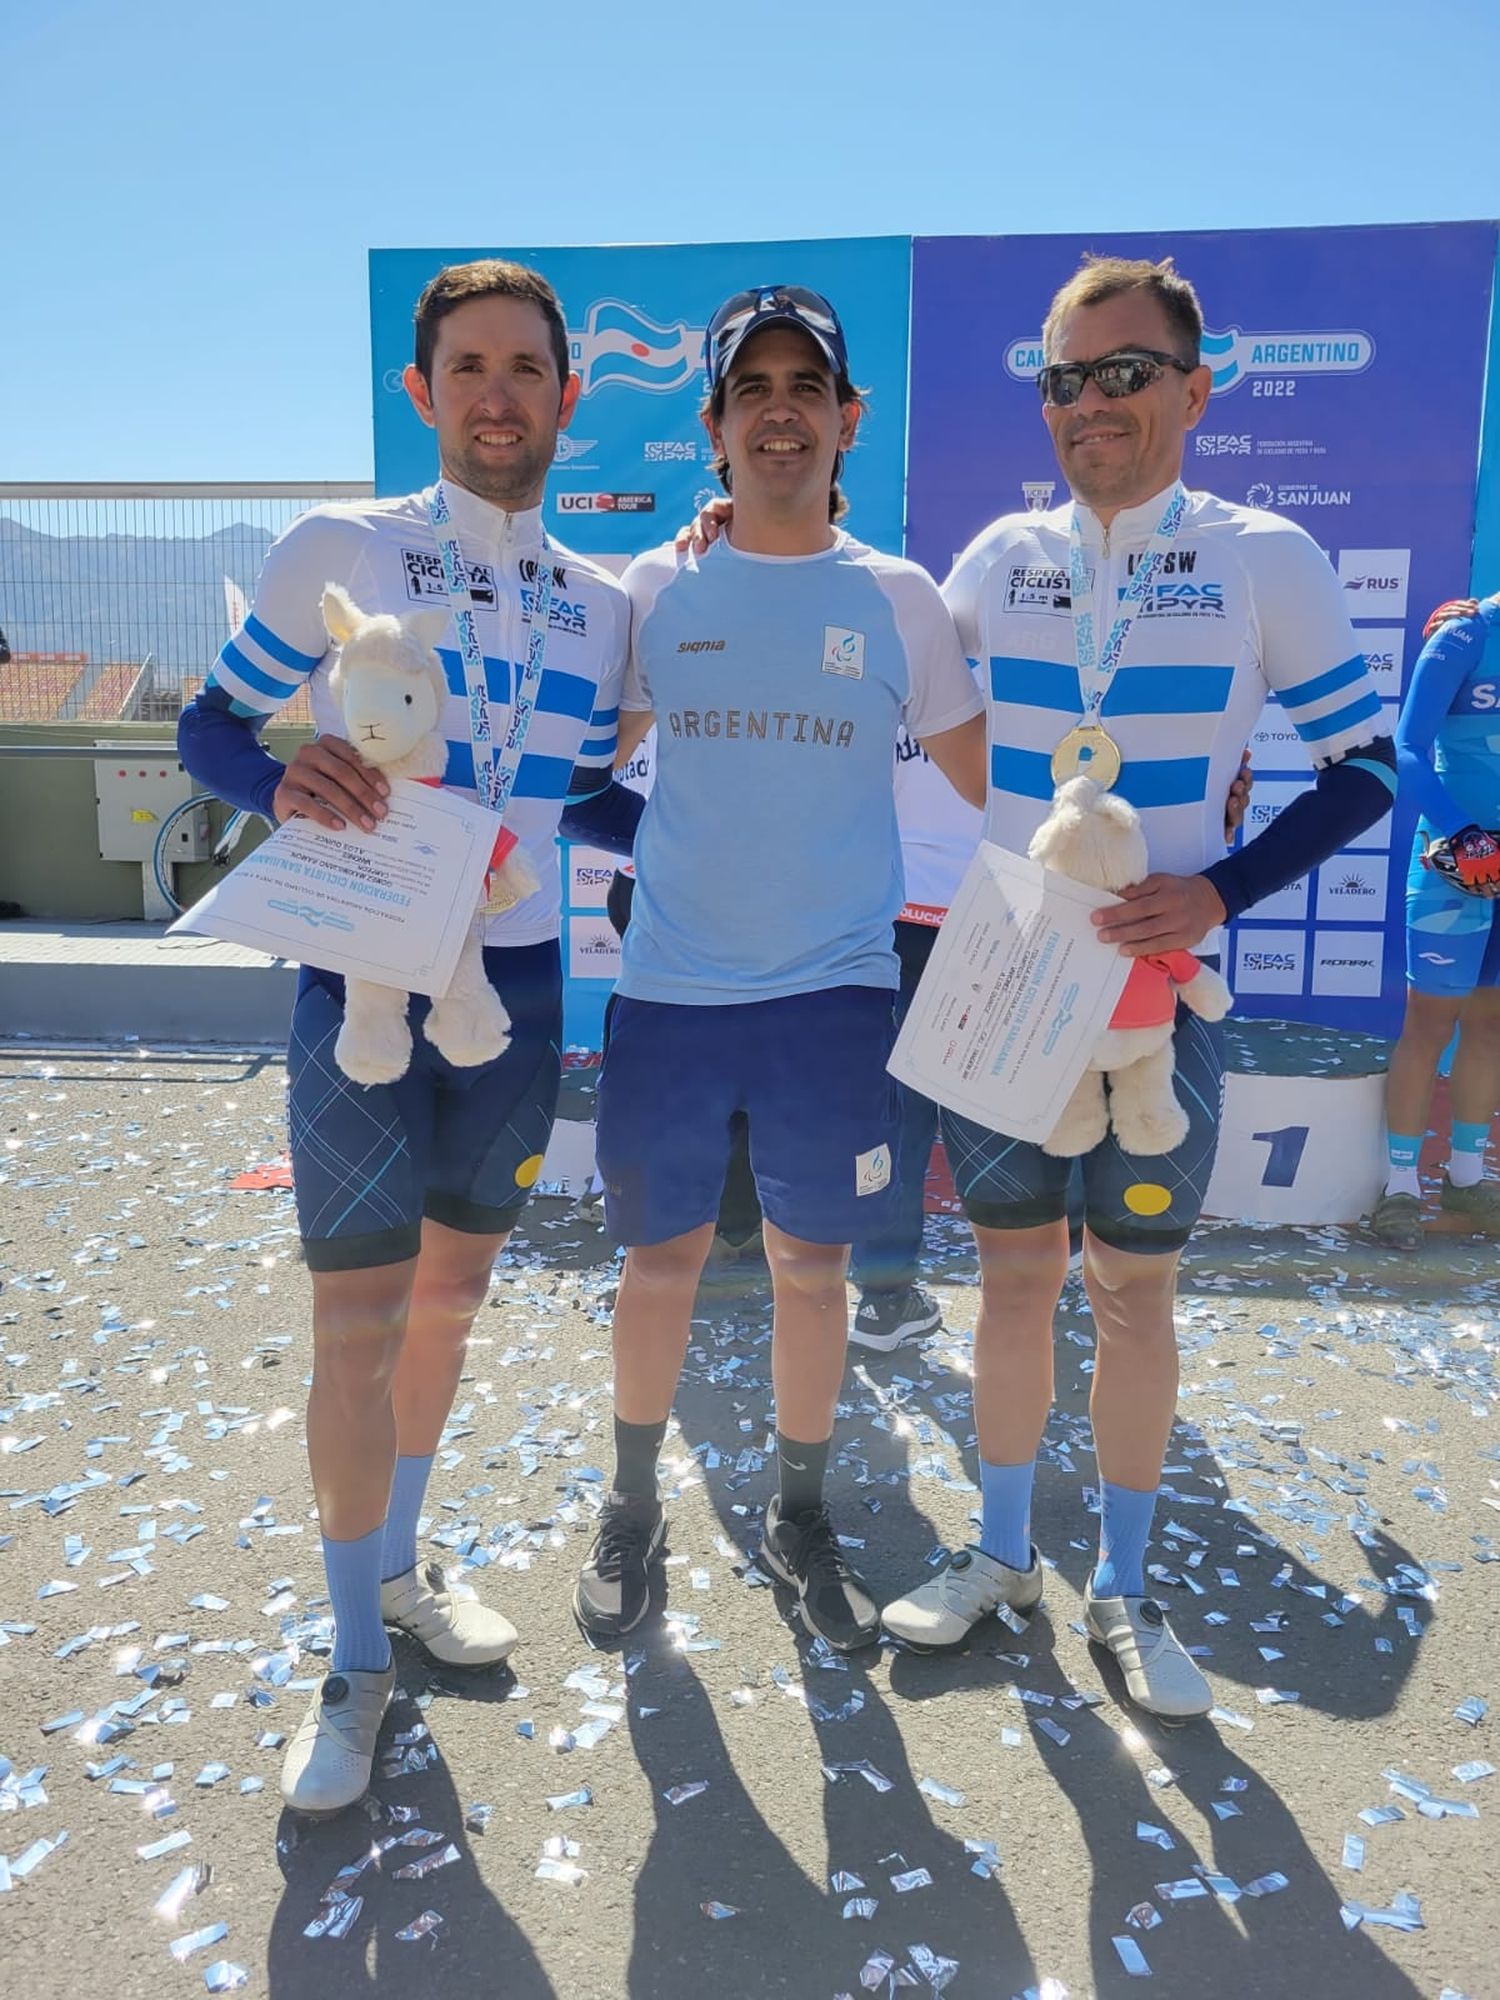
left=881, top=255, right=1396, bottom=1717
left=572, top=284, right=987, bottom=1651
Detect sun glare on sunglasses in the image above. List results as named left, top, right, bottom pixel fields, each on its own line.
left=1037, top=348, right=1193, bottom=407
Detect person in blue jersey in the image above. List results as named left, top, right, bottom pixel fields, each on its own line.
left=1371, top=594, right=1500, bottom=1250
left=571, top=285, right=988, bottom=1652
left=880, top=255, right=1397, bottom=1718
left=177, top=260, right=634, bottom=1814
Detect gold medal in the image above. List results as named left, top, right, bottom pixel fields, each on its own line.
left=1050, top=723, right=1122, bottom=788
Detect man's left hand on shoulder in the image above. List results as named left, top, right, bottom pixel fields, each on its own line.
left=1092, top=873, right=1227, bottom=956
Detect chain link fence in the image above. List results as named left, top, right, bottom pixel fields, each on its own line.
left=0, top=483, right=372, bottom=722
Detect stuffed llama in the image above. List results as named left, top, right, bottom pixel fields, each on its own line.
left=320, top=582, right=537, bottom=1087
left=1029, top=775, right=1232, bottom=1158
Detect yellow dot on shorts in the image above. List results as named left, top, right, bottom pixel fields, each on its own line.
left=514, top=1153, right=545, bottom=1190
left=1123, top=1182, right=1172, bottom=1217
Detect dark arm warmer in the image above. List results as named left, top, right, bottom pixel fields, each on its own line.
left=1202, top=735, right=1398, bottom=920
left=558, top=762, right=646, bottom=857
left=176, top=690, right=285, bottom=821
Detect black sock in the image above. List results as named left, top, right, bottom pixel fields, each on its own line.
left=776, top=1431, right=832, bottom=1518
left=613, top=1415, right=667, bottom=1500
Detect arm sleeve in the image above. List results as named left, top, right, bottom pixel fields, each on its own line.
left=940, top=536, right=988, bottom=680
left=558, top=762, right=646, bottom=857
left=620, top=550, right=674, bottom=715
left=1203, top=735, right=1398, bottom=918
left=177, top=689, right=284, bottom=819
left=1394, top=613, right=1486, bottom=836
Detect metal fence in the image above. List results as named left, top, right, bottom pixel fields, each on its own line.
left=0, top=482, right=372, bottom=722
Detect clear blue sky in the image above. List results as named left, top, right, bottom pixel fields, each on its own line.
left=4, top=0, right=1497, bottom=481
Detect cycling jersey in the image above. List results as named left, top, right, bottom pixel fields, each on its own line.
left=893, top=721, right=983, bottom=924
left=945, top=486, right=1393, bottom=946
left=1396, top=600, right=1500, bottom=837
left=190, top=483, right=629, bottom=946
left=618, top=531, right=983, bottom=1005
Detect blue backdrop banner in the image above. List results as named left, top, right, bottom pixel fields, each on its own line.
left=908, top=222, right=1497, bottom=1036
left=369, top=238, right=911, bottom=561
left=370, top=238, right=912, bottom=1045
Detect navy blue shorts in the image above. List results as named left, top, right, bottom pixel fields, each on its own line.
left=287, top=940, right=563, bottom=1272
left=596, top=984, right=901, bottom=1248
left=939, top=1005, right=1225, bottom=1255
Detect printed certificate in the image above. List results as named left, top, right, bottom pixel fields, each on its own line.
left=889, top=841, right=1130, bottom=1143
left=169, top=780, right=496, bottom=996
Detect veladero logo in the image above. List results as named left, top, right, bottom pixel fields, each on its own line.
left=678, top=639, right=726, bottom=653
left=403, top=547, right=496, bottom=607
left=558, top=492, right=656, bottom=515
left=1005, top=563, right=1071, bottom=613
left=1006, top=325, right=1375, bottom=393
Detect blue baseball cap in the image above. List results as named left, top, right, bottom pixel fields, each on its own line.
left=704, top=284, right=849, bottom=392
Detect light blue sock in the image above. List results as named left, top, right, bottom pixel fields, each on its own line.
left=1448, top=1120, right=1490, bottom=1188
left=381, top=1452, right=435, bottom=1582
left=323, top=1523, right=393, bottom=1674
left=1385, top=1131, right=1422, bottom=1198
left=1092, top=1480, right=1158, bottom=1599
left=977, top=1458, right=1036, bottom=1570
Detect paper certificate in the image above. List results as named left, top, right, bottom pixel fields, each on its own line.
left=168, top=780, right=498, bottom=997
left=889, top=841, right=1131, bottom=1144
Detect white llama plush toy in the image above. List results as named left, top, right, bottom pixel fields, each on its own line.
left=1029, top=775, right=1232, bottom=1158
left=320, top=582, right=538, bottom=1087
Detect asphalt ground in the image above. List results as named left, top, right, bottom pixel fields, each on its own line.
left=0, top=1040, right=1495, bottom=2000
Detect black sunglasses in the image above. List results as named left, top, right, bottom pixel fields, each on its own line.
left=1036, top=347, right=1194, bottom=407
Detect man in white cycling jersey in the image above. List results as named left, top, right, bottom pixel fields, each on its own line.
left=178, top=260, right=633, bottom=1812
left=881, top=254, right=1397, bottom=1718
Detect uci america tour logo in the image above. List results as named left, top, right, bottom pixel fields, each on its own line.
left=1005, top=323, right=1375, bottom=394
left=568, top=299, right=704, bottom=398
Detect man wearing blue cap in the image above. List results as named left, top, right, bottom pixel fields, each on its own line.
left=568, top=284, right=987, bottom=1651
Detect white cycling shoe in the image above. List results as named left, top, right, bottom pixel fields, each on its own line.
left=882, top=1544, right=1043, bottom=1649
left=280, top=1663, right=396, bottom=1815
left=1084, top=1590, right=1212, bottom=1718
left=380, top=1560, right=519, bottom=1667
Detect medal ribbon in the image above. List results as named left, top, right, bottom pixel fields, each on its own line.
left=1066, top=482, right=1187, bottom=727
left=426, top=479, right=554, bottom=820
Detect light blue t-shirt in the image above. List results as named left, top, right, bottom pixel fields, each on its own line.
left=619, top=531, right=983, bottom=1005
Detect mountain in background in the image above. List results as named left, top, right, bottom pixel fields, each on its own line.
left=0, top=516, right=277, bottom=679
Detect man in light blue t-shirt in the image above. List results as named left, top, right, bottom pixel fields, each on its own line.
left=571, top=285, right=986, bottom=1652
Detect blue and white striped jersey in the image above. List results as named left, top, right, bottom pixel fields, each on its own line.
left=204, top=482, right=628, bottom=946
left=946, top=485, right=1384, bottom=901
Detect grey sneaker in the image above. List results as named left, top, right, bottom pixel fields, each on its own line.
left=1083, top=1591, right=1211, bottom=1719
left=850, top=1285, right=942, bottom=1353
left=573, top=1491, right=666, bottom=1641
left=1439, top=1172, right=1500, bottom=1235
left=882, top=1545, right=1042, bottom=1649
left=280, top=1663, right=396, bottom=1815
left=1370, top=1189, right=1424, bottom=1251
